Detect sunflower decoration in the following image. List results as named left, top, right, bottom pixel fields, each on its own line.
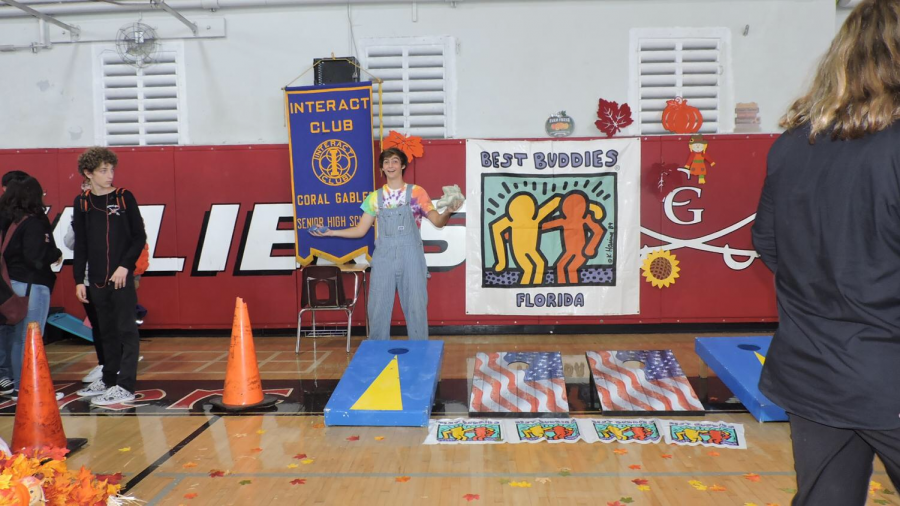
left=382, top=130, right=425, bottom=162
left=641, top=249, right=680, bottom=288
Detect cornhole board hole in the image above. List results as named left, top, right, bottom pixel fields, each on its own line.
left=325, top=340, right=443, bottom=427
left=469, top=352, right=569, bottom=417
left=695, top=336, right=787, bottom=422
left=47, top=313, right=93, bottom=343
left=586, top=350, right=704, bottom=415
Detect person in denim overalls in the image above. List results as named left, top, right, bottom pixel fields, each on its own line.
left=312, top=147, right=462, bottom=340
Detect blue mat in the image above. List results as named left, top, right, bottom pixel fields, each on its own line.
left=695, top=336, right=786, bottom=422
left=325, top=340, right=443, bottom=427
left=47, top=313, right=93, bottom=343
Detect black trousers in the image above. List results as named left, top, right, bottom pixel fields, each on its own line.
left=88, top=278, right=139, bottom=393
left=790, top=413, right=900, bottom=506
left=83, top=301, right=103, bottom=366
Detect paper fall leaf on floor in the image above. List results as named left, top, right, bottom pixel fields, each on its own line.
left=660, top=454, right=673, bottom=459
left=239, top=480, right=251, bottom=486
left=184, top=493, right=198, bottom=499
left=293, top=453, right=307, bottom=460
left=613, top=449, right=628, bottom=455
left=631, top=478, right=648, bottom=486
left=463, top=494, right=480, bottom=502
left=182, top=462, right=198, bottom=469
left=396, top=476, right=411, bottom=483
left=509, top=481, right=532, bottom=488
left=118, top=447, right=131, bottom=452
left=287, top=464, right=299, bottom=469
left=628, top=465, right=641, bottom=470
left=709, top=485, right=727, bottom=492
left=290, top=479, right=306, bottom=485
left=346, top=436, right=360, bottom=441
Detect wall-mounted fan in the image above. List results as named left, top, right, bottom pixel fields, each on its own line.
left=116, top=22, right=159, bottom=68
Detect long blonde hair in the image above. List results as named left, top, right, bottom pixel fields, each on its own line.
left=781, top=0, right=900, bottom=141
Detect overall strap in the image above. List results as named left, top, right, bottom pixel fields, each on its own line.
left=376, top=185, right=384, bottom=209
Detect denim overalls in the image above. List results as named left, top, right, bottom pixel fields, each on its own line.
left=367, top=185, right=429, bottom=340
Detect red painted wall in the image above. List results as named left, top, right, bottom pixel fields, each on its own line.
left=0, top=135, right=778, bottom=329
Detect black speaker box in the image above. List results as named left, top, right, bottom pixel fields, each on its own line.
left=314, top=57, right=360, bottom=85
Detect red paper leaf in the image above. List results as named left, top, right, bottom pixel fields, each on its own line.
left=184, top=492, right=199, bottom=499
left=291, top=479, right=307, bottom=485
left=293, top=453, right=307, bottom=460
left=209, top=470, right=225, bottom=478
left=346, top=436, right=360, bottom=441
left=628, top=465, right=642, bottom=470
left=595, top=99, right=634, bottom=138
left=463, top=494, right=480, bottom=502
left=631, top=478, right=649, bottom=486
left=96, top=472, right=124, bottom=485
left=608, top=502, right=625, bottom=506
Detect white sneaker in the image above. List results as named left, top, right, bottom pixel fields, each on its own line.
left=82, top=365, right=103, bottom=383
left=76, top=380, right=107, bottom=397
left=91, top=385, right=135, bottom=406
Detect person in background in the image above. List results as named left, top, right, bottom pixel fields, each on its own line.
left=0, top=170, right=31, bottom=395
left=752, top=1, right=900, bottom=503
left=0, top=177, right=62, bottom=399
left=72, top=147, right=146, bottom=406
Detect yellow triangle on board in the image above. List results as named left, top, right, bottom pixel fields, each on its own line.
left=350, top=355, right=403, bottom=411
left=755, top=351, right=766, bottom=366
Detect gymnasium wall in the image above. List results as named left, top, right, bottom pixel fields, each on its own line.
left=0, top=1, right=834, bottom=146
left=0, top=134, right=777, bottom=329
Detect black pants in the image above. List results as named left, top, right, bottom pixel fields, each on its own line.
left=88, top=278, right=139, bottom=393
left=83, top=301, right=103, bottom=366
left=790, top=413, right=900, bottom=505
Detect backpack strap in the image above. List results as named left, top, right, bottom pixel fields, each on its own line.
left=116, top=187, right=127, bottom=210
left=79, top=189, right=91, bottom=213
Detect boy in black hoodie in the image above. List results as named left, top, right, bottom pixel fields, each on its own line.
left=73, top=147, right=146, bottom=406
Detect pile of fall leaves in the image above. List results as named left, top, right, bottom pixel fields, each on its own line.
left=0, top=447, right=123, bottom=505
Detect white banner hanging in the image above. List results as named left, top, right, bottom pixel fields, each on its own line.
left=465, top=139, right=641, bottom=316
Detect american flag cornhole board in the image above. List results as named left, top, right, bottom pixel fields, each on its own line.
left=469, top=352, right=569, bottom=417
left=586, top=350, right=704, bottom=414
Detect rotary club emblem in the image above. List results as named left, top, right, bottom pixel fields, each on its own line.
left=312, top=139, right=357, bottom=186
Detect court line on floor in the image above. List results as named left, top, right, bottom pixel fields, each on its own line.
left=122, top=415, right=222, bottom=495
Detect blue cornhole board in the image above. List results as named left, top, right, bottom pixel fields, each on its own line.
left=47, top=313, right=93, bottom=342
left=325, top=340, right=443, bottom=427
left=695, top=336, right=787, bottom=422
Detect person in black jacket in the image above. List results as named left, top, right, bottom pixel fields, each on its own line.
left=72, top=147, right=146, bottom=406
left=0, top=169, right=31, bottom=395
left=751, top=1, right=900, bottom=504
left=0, top=176, right=62, bottom=398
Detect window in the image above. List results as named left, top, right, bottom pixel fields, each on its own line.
left=360, top=36, right=456, bottom=139
left=629, top=28, right=732, bottom=135
left=92, top=42, right=189, bottom=146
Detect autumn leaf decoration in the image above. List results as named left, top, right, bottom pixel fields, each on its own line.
left=595, top=99, right=634, bottom=138
left=382, top=130, right=425, bottom=162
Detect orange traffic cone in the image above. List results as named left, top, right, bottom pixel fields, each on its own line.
left=209, top=298, right=277, bottom=411
left=11, top=322, right=67, bottom=453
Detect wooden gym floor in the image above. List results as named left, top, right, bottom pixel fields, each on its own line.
left=0, top=332, right=895, bottom=505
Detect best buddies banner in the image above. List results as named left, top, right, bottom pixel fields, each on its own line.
left=285, top=82, right=375, bottom=265
left=465, top=139, right=641, bottom=315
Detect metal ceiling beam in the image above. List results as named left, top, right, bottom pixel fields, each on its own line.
left=0, top=0, right=79, bottom=37
left=150, top=0, right=197, bottom=35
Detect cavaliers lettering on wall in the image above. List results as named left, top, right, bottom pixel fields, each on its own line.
left=7, top=136, right=776, bottom=328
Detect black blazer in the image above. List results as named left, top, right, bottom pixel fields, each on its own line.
left=752, top=122, right=900, bottom=429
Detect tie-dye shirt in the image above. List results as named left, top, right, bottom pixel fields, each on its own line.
left=360, top=184, right=435, bottom=226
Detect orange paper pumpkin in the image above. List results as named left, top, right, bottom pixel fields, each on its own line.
left=381, top=131, right=425, bottom=162
left=662, top=97, right=703, bottom=134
